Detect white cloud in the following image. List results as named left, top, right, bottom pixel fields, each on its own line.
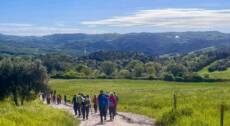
left=0, top=23, right=108, bottom=36
left=81, top=8, right=230, bottom=32
left=0, top=23, right=32, bottom=27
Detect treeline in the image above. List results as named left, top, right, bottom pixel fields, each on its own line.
left=1, top=47, right=230, bottom=92
left=33, top=47, right=230, bottom=82
left=208, top=58, right=230, bottom=72
left=0, top=57, right=48, bottom=105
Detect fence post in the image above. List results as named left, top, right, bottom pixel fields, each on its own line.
left=220, top=104, right=224, bottom=126
left=173, top=93, right=177, bottom=111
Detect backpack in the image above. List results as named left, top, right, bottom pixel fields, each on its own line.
left=85, top=98, right=90, bottom=107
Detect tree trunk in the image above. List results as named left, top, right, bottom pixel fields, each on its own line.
left=21, top=95, right=25, bottom=105
left=12, top=89, right=18, bottom=106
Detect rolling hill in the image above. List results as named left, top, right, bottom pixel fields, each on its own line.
left=1, top=31, right=230, bottom=56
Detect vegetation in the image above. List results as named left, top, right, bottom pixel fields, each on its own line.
left=0, top=99, right=79, bottom=126
left=49, top=79, right=230, bottom=126
left=208, top=58, right=230, bottom=72
left=29, top=46, right=230, bottom=82
left=0, top=57, right=48, bottom=105
left=199, top=65, right=230, bottom=80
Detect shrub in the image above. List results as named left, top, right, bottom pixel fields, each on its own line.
left=163, top=73, right=175, bottom=81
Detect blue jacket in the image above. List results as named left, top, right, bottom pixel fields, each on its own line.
left=98, top=94, right=108, bottom=108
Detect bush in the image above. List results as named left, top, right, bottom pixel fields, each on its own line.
left=183, top=73, right=204, bottom=82
left=158, top=108, right=193, bottom=126
left=163, top=73, right=175, bottom=81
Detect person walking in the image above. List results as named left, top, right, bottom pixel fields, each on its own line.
left=92, top=95, right=98, bottom=113
left=98, top=90, right=108, bottom=124
left=85, top=95, right=91, bottom=120
left=72, top=95, right=78, bottom=116
left=46, top=93, right=51, bottom=104
left=81, top=95, right=86, bottom=120
left=114, top=92, right=119, bottom=115
left=109, top=93, right=116, bottom=121
left=64, top=95, right=67, bottom=105
left=77, top=94, right=82, bottom=117
left=57, top=94, right=61, bottom=104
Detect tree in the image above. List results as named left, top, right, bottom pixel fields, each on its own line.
left=128, top=60, right=144, bottom=77
left=76, top=64, right=92, bottom=77
left=18, top=60, right=48, bottom=105
left=166, top=64, right=188, bottom=77
left=100, top=61, right=116, bottom=76
left=145, top=62, right=156, bottom=77
left=134, top=63, right=144, bottom=77
left=118, top=69, right=130, bottom=78
left=0, top=58, right=48, bottom=105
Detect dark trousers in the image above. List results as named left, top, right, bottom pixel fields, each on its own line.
left=81, top=105, right=87, bottom=120
left=99, top=106, right=107, bottom=122
left=77, top=104, right=81, bottom=116
left=93, top=104, right=97, bottom=113
left=86, top=106, right=90, bottom=119
left=73, top=105, right=78, bottom=115
left=73, top=104, right=81, bottom=116
left=109, top=107, right=115, bottom=120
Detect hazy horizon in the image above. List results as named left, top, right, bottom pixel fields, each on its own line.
left=1, top=30, right=229, bottom=37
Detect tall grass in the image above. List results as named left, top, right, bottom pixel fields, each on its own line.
left=0, top=99, right=79, bottom=126
left=49, top=79, right=230, bottom=126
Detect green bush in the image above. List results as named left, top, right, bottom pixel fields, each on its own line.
left=163, top=73, right=175, bottom=81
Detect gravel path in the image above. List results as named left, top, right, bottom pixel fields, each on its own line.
left=49, top=103, right=155, bottom=126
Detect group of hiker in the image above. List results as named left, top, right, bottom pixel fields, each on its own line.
left=72, top=90, right=119, bottom=123
left=40, top=90, right=119, bottom=123
left=41, top=90, right=64, bottom=105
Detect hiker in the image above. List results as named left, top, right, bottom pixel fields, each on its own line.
left=81, top=94, right=87, bottom=120
left=114, top=92, right=119, bottom=115
left=42, top=93, right=46, bottom=101
left=105, top=92, right=110, bottom=116
left=64, top=95, right=67, bottom=105
left=98, top=90, right=108, bottom=123
left=46, top=93, right=51, bottom=104
left=92, top=95, right=98, bottom=113
left=52, top=93, right=56, bottom=104
left=72, top=95, right=78, bottom=116
left=76, top=93, right=82, bottom=117
left=57, top=95, right=62, bottom=104
left=109, top=93, right=116, bottom=120
left=85, top=95, right=91, bottom=120
left=56, top=95, right=59, bottom=104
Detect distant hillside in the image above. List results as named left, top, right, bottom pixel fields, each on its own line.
left=1, top=31, right=230, bottom=56
left=198, top=63, right=230, bottom=80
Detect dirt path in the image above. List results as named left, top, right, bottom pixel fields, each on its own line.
left=49, top=103, right=155, bottom=126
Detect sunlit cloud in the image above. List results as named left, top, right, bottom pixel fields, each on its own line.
left=81, top=8, right=230, bottom=31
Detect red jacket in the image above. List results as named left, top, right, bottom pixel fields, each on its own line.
left=109, top=95, right=117, bottom=107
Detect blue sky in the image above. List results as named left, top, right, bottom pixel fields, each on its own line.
left=0, top=0, right=230, bottom=35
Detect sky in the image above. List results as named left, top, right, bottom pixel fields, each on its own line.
left=0, top=0, right=230, bottom=36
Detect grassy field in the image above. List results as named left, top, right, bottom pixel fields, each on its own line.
left=0, top=99, right=79, bottom=126
left=49, top=79, right=230, bottom=126
left=198, top=64, right=230, bottom=80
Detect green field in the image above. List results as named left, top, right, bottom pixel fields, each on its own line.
left=0, top=100, right=79, bottom=126
left=49, top=79, right=230, bottom=126
left=198, top=65, right=230, bottom=80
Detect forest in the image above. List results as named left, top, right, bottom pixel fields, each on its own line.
left=2, top=47, right=230, bottom=83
